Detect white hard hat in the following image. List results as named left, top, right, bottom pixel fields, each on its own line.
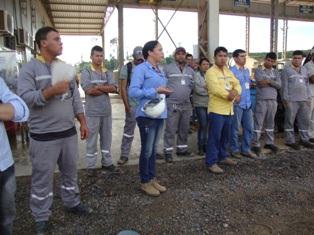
left=142, top=94, right=166, bottom=118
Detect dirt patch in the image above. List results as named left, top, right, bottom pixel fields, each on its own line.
left=14, top=149, right=314, bottom=235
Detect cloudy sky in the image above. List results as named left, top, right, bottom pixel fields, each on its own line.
left=60, top=8, right=314, bottom=65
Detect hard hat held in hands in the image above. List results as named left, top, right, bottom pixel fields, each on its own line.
left=142, top=94, right=166, bottom=118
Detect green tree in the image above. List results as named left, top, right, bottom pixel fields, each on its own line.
left=104, top=57, right=119, bottom=71
left=75, top=61, right=90, bottom=73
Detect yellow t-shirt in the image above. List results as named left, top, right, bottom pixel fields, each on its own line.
left=205, top=64, right=242, bottom=115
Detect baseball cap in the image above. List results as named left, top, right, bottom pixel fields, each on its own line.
left=133, top=46, right=144, bottom=60
left=174, top=47, right=186, bottom=55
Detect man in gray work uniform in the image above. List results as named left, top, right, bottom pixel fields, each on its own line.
left=18, top=26, right=91, bottom=234
left=304, top=49, right=314, bottom=142
left=251, top=52, right=281, bottom=155
left=118, top=46, right=144, bottom=165
left=163, top=47, right=195, bottom=163
left=281, top=50, right=314, bottom=150
left=80, top=46, right=118, bottom=177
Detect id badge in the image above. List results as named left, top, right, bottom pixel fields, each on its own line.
left=299, top=78, right=303, bottom=83
left=181, top=79, right=186, bottom=85
left=245, top=82, right=250, bottom=89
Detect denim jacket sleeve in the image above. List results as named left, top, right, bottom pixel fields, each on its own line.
left=128, top=65, right=158, bottom=99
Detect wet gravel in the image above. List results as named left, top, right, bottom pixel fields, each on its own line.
left=14, top=148, right=314, bottom=235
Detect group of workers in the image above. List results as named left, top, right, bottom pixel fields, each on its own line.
left=0, top=25, right=313, bottom=235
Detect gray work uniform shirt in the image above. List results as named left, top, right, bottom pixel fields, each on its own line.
left=163, top=62, right=194, bottom=106
left=80, top=65, right=116, bottom=117
left=304, top=60, right=314, bottom=97
left=119, top=62, right=138, bottom=107
left=254, top=67, right=281, bottom=100
left=192, top=71, right=209, bottom=107
left=281, top=65, right=310, bottom=102
left=17, top=57, right=83, bottom=134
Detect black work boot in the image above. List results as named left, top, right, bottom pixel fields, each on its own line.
left=65, top=203, right=93, bottom=216
left=165, top=153, right=173, bottom=163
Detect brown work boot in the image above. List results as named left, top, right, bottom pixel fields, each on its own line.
left=140, top=183, right=160, bottom=197
left=230, top=152, right=242, bottom=159
left=208, top=164, right=224, bottom=174
left=241, top=151, right=256, bottom=159
left=151, top=178, right=167, bottom=193
left=220, top=158, right=237, bottom=166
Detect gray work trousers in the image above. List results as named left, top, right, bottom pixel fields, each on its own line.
left=86, top=116, right=113, bottom=168
left=252, top=99, right=278, bottom=147
left=0, top=165, right=16, bottom=235
left=120, top=109, right=137, bottom=158
left=284, top=101, right=310, bottom=144
left=164, top=103, right=192, bottom=154
left=30, top=135, right=80, bottom=222
left=310, top=97, right=314, bottom=138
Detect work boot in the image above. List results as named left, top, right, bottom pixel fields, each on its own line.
left=102, top=164, right=121, bottom=174
left=286, top=143, right=301, bottom=150
left=251, top=146, right=261, bottom=156
left=117, top=156, right=128, bottom=165
left=86, top=168, right=97, bottom=177
left=230, top=152, right=242, bottom=159
left=165, top=154, right=173, bottom=163
left=241, top=151, right=256, bottom=159
left=66, top=203, right=93, bottom=216
left=156, top=152, right=164, bottom=160
left=150, top=178, right=167, bottom=193
left=35, top=221, right=48, bottom=235
left=176, top=150, right=194, bottom=157
left=208, top=164, right=224, bottom=174
left=300, top=141, right=314, bottom=149
left=198, top=146, right=205, bottom=156
left=264, top=144, right=279, bottom=153
left=140, top=182, right=160, bottom=197
left=220, top=158, right=237, bottom=166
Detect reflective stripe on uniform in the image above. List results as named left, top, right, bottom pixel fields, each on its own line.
left=61, top=185, right=76, bottom=191
left=123, top=133, right=134, bottom=138
left=31, top=192, right=53, bottom=201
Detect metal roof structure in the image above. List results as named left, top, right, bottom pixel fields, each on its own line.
left=41, top=0, right=109, bottom=35
left=41, top=0, right=314, bottom=35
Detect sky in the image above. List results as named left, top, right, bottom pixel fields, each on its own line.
left=60, top=8, right=314, bottom=65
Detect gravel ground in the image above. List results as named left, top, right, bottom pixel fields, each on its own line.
left=14, top=148, right=314, bottom=235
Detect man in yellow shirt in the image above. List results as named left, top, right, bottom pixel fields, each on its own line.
left=205, top=47, right=242, bottom=174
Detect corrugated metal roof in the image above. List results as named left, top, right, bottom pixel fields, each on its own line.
left=41, top=0, right=108, bottom=35
left=42, top=0, right=314, bottom=35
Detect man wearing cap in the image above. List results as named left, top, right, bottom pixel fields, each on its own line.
left=304, top=49, right=314, bottom=143
left=281, top=50, right=314, bottom=150
left=163, top=47, right=195, bottom=163
left=118, top=46, right=144, bottom=165
left=80, top=45, right=118, bottom=177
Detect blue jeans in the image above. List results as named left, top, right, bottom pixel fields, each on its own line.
left=230, top=105, right=253, bottom=154
left=0, top=165, right=16, bottom=235
left=195, top=107, right=208, bottom=148
left=206, top=113, right=232, bottom=167
left=136, top=117, right=164, bottom=183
